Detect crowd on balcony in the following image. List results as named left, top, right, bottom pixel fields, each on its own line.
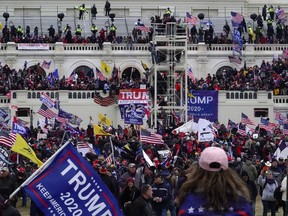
left=0, top=55, right=287, bottom=97
left=1, top=4, right=288, bottom=46
left=187, top=57, right=288, bottom=95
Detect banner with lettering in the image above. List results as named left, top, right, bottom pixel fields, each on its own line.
left=23, top=143, right=124, bottom=216
left=187, top=90, right=218, bottom=122
left=118, top=89, right=148, bottom=125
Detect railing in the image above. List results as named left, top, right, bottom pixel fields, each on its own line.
left=3, top=42, right=288, bottom=53
left=6, top=90, right=286, bottom=103
left=273, top=95, right=288, bottom=104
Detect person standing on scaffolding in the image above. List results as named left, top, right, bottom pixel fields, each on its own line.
left=75, top=4, right=88, bottom=20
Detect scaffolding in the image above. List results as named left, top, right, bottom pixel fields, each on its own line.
left=149, top=22, right=188, bottom=128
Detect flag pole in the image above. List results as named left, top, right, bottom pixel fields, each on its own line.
left=9, top=139, right=72, bottom=199
left=109, top=136, right=115, bottom=166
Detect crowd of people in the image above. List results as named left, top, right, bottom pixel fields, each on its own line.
left=0, top=102, right=287, bottom=215
left=1, top=4, right=288, bottom=46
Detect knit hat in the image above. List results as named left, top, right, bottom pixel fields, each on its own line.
left=99, top=167, right=107, bottom=174
left=199, top=147, right=228, bottom=172
left=127, top=177, right=135, bottom=184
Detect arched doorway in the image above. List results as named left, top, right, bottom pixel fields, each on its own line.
left=121, top=67, right=141, bottom=80
left=72, top=65, right=94, bottom=79
left=216, top=66, right=234, bottom=77
left=27, top=64, right=46, bottom=77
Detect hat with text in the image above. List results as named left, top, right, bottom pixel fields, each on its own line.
left=199, top=147, right=228, bottom=172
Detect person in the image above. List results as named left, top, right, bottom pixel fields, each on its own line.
left=91, top=4, right=97, bottom=20
left=34, top=26, right=38, bottom=37
left=151, top=173, right=172, bottom=216
left=25, top=25, right=30, bottom=37
left=240, top=158, right=258, bottom=182
left=268, top=5, right=275, bottom=20
left=119, top=163, right=142, bottom=190
left=105, top=0, right=111, bottom=17
left=262, top=5, right=267, bottom=21
left=177, top=147, right=252, bottom=216
left=47, top=25, right=55, bottom=38
left=258, top=169, right=278, bottom=216
left=241, top=171, right=257, bottom=216
left=16, top=25, right=23, bottom=38
left=75, top=24, right=82, bottom=37
left=0, top=166, right=21, bottom=216
left=280, top=175, right=287, bottom=216
left=75, top=4, right=88, bottom=20
left=269, top=158, right=283, bottom=185
left=119, top=177, right=141, bottom=215
left=128, top=184, right=156, bottom=216
left=91, top=23, right=98, bottom=37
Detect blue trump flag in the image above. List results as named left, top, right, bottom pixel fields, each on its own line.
left=23, top=143, right=124, bottom=216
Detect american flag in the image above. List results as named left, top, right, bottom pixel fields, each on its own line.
left=0, top=131, right=16, bottom=148
left=135, top=25, right=151, bottom=33
left=185, top=12, right=198, bottom=25
left=227, top=119, right=237, bottom=130
left=140, top=128, right=164, bottom=145
left=259, top=117, right=274, bottom=131
left=231, top=11, right=243, bottom=27
left=96, top=67, right=106, bottom=81
left=238, top=123, right=247, bottom=136
left=277, top=8, right=286, bottom=20
left=105, top=153, right=113, bottom=164
left=241, top=112, right=255, bottom=125
left=41, top=60, right=51, bottom=69
left=93, top=94, right=115, bottom=107
left=37, top=103, right=57, bottom=119
left=228, top=55, right=242, bottom=64
left=246, top=125, right=255, bottom=135
left=208, top=124, right=217, bottom=137
left=13, top=116, right=29, bottom=127
left=187, top=67, right=196, bottom=83
left=283, top=124, right=288, bottom=135
left=77, top=141, right=95, bottom=154
left=10, top=104, right=18, bottom=111
left=232, top=43, right=242, bottom=54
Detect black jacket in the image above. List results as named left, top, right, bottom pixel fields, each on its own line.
left=128, top=195, right=155, bottom=216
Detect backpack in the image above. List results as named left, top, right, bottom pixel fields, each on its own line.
left=274, top=186, right=283, bottom=200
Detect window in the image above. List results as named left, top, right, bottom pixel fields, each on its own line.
left=254, top=108, right=268, bottom=117
left=16, top=108, right=30, bottom=117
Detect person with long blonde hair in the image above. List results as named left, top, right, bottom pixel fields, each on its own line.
left=177, top=147, right=253, bottom=216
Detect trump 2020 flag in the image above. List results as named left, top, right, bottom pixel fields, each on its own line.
left=23, top=143, right=124, bottom=216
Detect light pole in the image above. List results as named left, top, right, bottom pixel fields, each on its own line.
left=30, top=109, right=34, bottom=129
left=57, top=13, right=65, bottom=37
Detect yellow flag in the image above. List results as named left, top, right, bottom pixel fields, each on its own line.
left=124, top=144, right=131, bottom=151
left=93, top=124, right=111, bottom=136
left=101, top=60, right=111, bottom=76
left=141, top=61, right=149, bottom=71
left=0, top=22, right=2, bottom=30
left=11, top=134, right=43, bottom=167
left=98, top=113, right=112, bottom=127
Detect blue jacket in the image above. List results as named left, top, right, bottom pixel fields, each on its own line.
left=178, top=193, right=253, bottom=216
left=151, top=182, right=171, bottom=210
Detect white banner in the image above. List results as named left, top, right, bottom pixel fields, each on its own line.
left=198, top=118, right=214, bottom=142
left=18, top=44, right=50, bottom=50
